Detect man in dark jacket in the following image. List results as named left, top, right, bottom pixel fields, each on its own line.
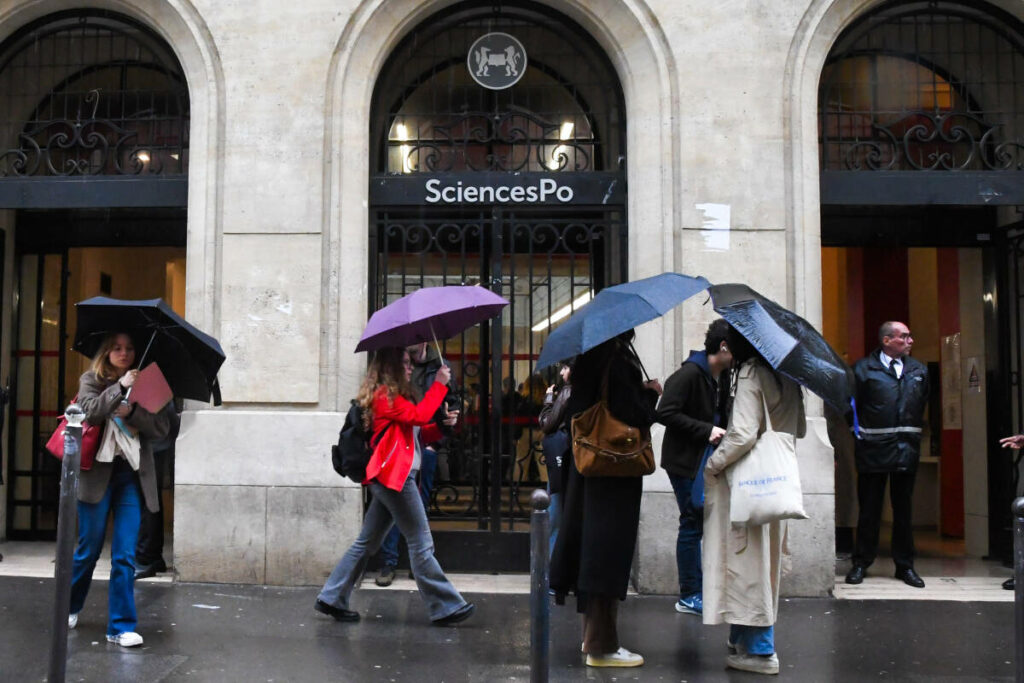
left=655, top=319, right=732, bottom=615
left=845, top=321, right=930, bottom=588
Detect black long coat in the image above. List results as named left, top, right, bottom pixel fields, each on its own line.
left=549, top=339, right=658, bottom=606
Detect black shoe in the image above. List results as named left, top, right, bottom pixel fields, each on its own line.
left=314, top=599, right=360, bottom=622
left=375, top=566, right=396, bottom=587
left=845, top=565, right=866, bottom=584
left=134, top=558, right=167, bottom=580
left=1003, top=578, right=1015, bottom=590
left=895, top=567, right=925, bottom=588
left=432, top=602, right=475, bottom=626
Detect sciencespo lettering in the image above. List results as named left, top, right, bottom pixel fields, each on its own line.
left=424, top=178, right=575, bottom=204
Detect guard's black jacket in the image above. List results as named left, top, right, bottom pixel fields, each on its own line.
left=853, top=350, right=929, bottom=473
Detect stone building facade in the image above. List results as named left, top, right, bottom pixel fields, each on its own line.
left=2, top=0, right=1023, bottom=597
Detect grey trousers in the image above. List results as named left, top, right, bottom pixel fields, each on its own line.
left=318, top=473, right=467, bottom=621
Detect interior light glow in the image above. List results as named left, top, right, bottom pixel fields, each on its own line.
left=396, top=123, right=412, bottom=173
left=136, top=151, right=150, bottom=163
left=547, top=122, right=575, bottom=170
left=531, top=291, right=592, bottom=332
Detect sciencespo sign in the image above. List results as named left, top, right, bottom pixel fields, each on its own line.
left=369, top=172, right=625, bottom=207
left=425, top=177, right=573, bottom=204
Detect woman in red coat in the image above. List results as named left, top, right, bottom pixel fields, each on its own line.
left=315, top=346, right=474, bottom=625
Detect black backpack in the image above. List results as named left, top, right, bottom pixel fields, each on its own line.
left=331, top=401, right=385, bottom=483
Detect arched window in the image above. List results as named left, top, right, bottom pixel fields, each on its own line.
left=0, top=10, right=188, bottom=178
left=371, top=2, right=623, bottom=175
left=819, top=1, right=1024, bottom=172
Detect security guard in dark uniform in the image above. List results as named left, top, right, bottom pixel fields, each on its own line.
left=845, top=321, right=929, bottom=588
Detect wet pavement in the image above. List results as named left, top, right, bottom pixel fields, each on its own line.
left=0, top=575, right=1014, bottom=681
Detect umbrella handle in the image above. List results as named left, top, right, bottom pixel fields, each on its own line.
left=124, top=329, right=158, bottom=403
left=629, top=342, right=652, bottom=382
left=429, top=322, right=444, bottom=364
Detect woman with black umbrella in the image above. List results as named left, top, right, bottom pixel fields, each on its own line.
left=67, top=333, right=169, bottom=647
left=550, top=330, right=662, bottom=668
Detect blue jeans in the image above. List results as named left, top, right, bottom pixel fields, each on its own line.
left=548, top=490, right=562, bottom=558
left=668, top=473, right=703, bottom=598
left=379, top=448, right=438, bottom=568
left=319, top=473, right=466, bottom=621
left=70, top=465, right=143, bottom=636
left=730, top=624, right=775, bottom=655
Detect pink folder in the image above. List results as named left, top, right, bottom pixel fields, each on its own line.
left=129, top=362, right=174, bottom=414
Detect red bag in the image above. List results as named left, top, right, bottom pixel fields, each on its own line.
left=44, top=400, right=103, bottom=471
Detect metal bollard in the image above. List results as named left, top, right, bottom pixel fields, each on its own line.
left=49, top=404, right=84, bottom=683
left=530, top=489, right=551, bottom=683
left=1015, top=497, right=1024, bottom=683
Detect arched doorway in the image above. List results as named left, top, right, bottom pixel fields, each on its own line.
left=818, top=0, right=1024, bottom=564
left=368, top=1, right=626, bottom=570
left=1, top=10, right=188, bottom=542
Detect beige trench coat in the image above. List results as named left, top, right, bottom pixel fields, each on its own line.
left=702, top=359, right=805, bottom=627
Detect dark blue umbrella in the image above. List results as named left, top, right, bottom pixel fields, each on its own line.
left=73, top=297, right=226, bottom=405
left=535, top=272, right=711, bottom=371
left=708, top=283, right=854, bottom=412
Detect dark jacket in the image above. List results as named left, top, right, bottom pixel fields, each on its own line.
left=656, top=350, right=722, bottom=478
left=539, top=386, right=572, bottom=494
left=550, top=340, right=659, bottom=605
left=853, top=350, right=929, bottom=473
left=411, top=345, right=454, bottom=442
left=77, top=371, right=170, bottom=513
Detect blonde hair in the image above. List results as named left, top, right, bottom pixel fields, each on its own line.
left=356, top=347, right=414, bottom=431
left=89, top=333, right=135, bottom=382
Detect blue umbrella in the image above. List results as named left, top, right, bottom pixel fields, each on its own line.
left=535, top=272, right=711, bottom=371
left=708, top=283, right=854, bottom=412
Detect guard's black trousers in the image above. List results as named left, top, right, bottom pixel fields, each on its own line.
left=852, top=470, right=917, bottom=571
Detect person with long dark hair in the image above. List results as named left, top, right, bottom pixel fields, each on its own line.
left=315, top=347, right=474, bottom=625
left=69, top=333, right=170, bottom=647
left=702, top=327, right=805, bottom=675
left=550, top=330, right=661, bottom=668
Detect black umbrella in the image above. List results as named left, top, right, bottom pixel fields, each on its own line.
left=708, top=283, right=854, bottom=412
left=73, top=297, right=225, bottom=405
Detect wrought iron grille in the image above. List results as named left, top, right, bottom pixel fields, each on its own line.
left=369, top=208, right=624, bottom=528
left=0, top=10, right=189, bottom=178
left=819, top=1, right=1024, bottom=171
left=371, top=2, right=624, bottom=174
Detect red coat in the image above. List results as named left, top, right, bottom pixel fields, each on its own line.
left=363, top=382, right=447, bottom=491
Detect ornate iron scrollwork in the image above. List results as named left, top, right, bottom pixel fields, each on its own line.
left=838, top=111, right=1024, bottom=171
left=393, top=109, right=592, bottom=173
left=0, top=90, right=187, bottom=178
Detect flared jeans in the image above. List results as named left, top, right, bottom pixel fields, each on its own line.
left=319, top=472, right=467, bottom=621
left=70, top=465, right=142, bottom=637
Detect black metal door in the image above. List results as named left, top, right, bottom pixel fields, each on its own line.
left=369, top=205, right=624, bottom=570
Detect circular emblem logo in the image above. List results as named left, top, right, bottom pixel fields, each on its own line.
left=467, top=32, right=527, bottom=90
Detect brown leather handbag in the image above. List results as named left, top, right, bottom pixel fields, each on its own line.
left=571, top=370, right=655, bottom=477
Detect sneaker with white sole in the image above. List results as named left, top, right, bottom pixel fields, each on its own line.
left=675, top=593, right=702, bottom=615
left=726, top=652, right=779, bottom=675
left=106, top=632, right=144, bottom=648
left=68, top=613, right=78, bottom=629
left=585, top=647, right=644, bottom=668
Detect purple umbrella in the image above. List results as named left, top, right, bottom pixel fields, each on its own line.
left=355, top=285, right=509, bottom=353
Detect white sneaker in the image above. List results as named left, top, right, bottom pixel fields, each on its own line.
left=585, top=647, right=644, bottom=668
left=68, top=613, right=78, bottom=629
left=106, top=632, right=144, bottom=648
left=726, top=652, right=779, bottom=675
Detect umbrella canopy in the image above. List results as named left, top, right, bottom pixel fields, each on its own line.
left=708, top=283, right=854, bottom=412
left=355, top=285, right=509, bottom=352
left=535, top=272, right=711, bottom=371
left=74, top=297, right=226, bottom=405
